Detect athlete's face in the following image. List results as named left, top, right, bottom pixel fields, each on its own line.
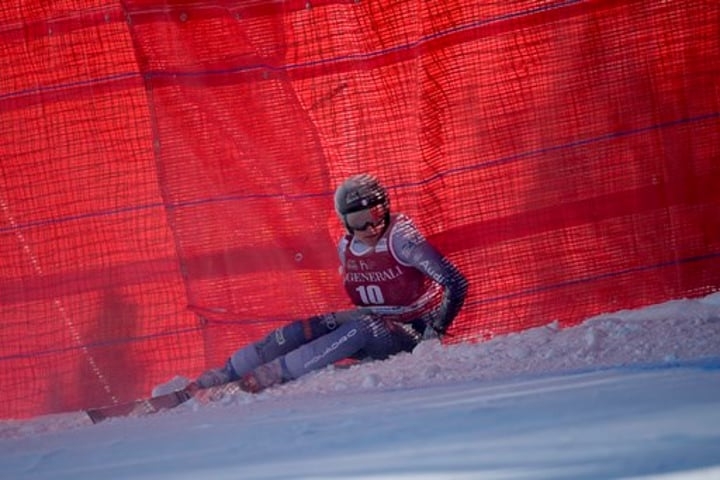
left=345, top=204, right=387, bottom=245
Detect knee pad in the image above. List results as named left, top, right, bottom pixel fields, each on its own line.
left=228, top=344, right=262, bottom=378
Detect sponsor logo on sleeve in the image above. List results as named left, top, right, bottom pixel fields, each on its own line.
left=419, top=260, right=445, bottom=283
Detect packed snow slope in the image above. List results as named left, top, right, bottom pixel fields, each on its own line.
left=1, top=293, right=719, bottom=479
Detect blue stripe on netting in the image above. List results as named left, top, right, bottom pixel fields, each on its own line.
left=140, top=0, right=588, bottom=79
left=0, top=72, right=141, bottom=102
left=462, top=252, right=720, bottom=311
left=0, top=325, right=203, bottom=363
left=397, top=111, right=720, bottom=189
left=1, top=110, right=717, bottom=235
left=0, top=0, right=586, bottom=103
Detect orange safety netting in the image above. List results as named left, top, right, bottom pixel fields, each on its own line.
left=1, top=0, right=719, bottom=418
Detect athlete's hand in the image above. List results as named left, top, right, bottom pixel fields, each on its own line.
left=422, top=323, right=442, bottom=341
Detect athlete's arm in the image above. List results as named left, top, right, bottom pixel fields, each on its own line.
left=390, top=217, right=468, bottom=335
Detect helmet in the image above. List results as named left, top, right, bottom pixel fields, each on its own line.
left=334, top=173, right=390, bottom=232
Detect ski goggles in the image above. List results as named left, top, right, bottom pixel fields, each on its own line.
left=344, top=205, right=386, bottom=231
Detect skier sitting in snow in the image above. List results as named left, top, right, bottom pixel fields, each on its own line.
left=190, top=173, right=468, bottom=394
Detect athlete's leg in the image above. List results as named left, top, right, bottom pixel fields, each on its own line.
left=195, top=313, right=342, bottom=388
left=229, top=314, right=342, bottom=375
left=239, top=316, right=423, bottom=392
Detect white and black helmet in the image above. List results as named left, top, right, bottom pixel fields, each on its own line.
left=334, top=173, right=390, bottom=232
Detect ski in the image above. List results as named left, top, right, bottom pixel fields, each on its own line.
left=86, top=388, right=193, bottom=424
left=85, top=381, right=248, bottom=424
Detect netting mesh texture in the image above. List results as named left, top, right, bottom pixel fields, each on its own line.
left=1, top=0, right=718, bottom=418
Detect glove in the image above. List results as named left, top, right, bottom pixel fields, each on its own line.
left=422, top=324, right=441, bottom=341
left=422, top=310, right=448, bottom=340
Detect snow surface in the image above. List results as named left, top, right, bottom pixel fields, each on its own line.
left=2, top=293, right=720, bottom=479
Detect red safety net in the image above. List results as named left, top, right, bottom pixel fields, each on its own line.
left=1, top=0, right=719, bottom=419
